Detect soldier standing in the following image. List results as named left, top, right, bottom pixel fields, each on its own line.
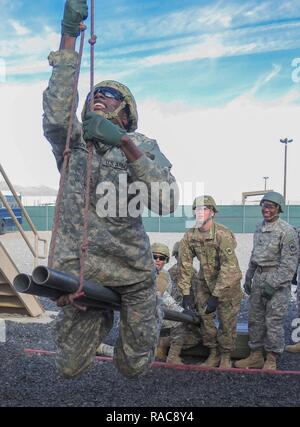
left=177, top=195, right=242, bottom=368
left=235, top=192, right=299, bottom=369
left=285, top=227, right=300, bottom=353
left=43, top=0, right=178, bottom=379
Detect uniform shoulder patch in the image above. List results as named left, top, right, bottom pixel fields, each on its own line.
left=289, top=241, right=297, bottom=253
left=225, top=247, right=233, bottom=255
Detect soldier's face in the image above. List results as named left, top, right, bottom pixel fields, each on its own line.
left=92, top=88, right=123, bottom=114
left=195, top=206, right=213, bottom=224
left=261, top=201, right=279, bottom=221
left=153, top=253, right=167, bottom=271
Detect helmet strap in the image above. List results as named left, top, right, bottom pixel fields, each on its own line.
left=94, top=100, right=128, bottom=130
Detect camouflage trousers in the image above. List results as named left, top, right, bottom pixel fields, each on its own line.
left=161, top=322, right=202, bottom=349
left=54, top=278, right=162, bottom=379
left=248, top=271, right=290, bottom=354
left=194, top=284, right=241, bottom=353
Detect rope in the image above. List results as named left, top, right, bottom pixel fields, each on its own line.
left=48, top=24, right=86, bottom=269
left=75, top=0, right=96, bottom=303
left=48, top=1, right=97, bottom=310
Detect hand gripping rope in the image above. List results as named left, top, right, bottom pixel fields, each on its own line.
left=48, top=1, right=97, bottom=309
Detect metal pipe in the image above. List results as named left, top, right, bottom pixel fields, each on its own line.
left=13, top=273, right=119, bottom=311
left=31, top=266, right=200, bottom=325
left=14, top=273, right=62, bottom=299
left=32, top=266, right=121, bottom=308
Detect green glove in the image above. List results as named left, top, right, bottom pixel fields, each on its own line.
left=83, top=112, right=127, bottom=147
left=243, top=277, right=252, bottom=295
left=261, top=282, right=276, bottom=300
left=61, top=0, right=88, bottom=37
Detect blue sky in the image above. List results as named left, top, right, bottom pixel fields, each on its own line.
left=1, top=0, right=300, bottom=203
left=2, top=0, right=300, bottom=104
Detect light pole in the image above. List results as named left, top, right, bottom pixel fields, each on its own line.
left=280, top=138, right=293, bottom=203
left=263, top=176, right=269, bottom=191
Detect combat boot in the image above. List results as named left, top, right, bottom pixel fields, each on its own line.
left=200, top=348, right=220, bottom=367
left=219, top=352, right=232, bottom=368
left=96, top=343, right=114, bottom=357
left=286, top=342, right=300, bottom=353
left=155, top=336, right=170, bottom=362
left=166, top=344, right=183, bottom=364
left=234, top=349, right=264, bottom=369
left=262, top=352, right=277, bottom=370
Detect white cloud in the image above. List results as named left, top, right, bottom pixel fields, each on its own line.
left=1, top=78, right=300, bottom=205
left=142, top=35, right=256, bottom=67
left=138, top=92, right=300, bottom=204
left=9, top=19, right=31, bottom=36
left=0, top=31, right=60, bottom=58
left=231, top=64, right=282, bottom=103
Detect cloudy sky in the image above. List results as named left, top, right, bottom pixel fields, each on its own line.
left=1, top=0, right=300, bottom=204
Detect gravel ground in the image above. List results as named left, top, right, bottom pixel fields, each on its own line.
left=0, top=231, right=300, bottom=407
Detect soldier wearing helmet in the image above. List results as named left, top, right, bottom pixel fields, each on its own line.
left=177, top=195, right=242, bottom=368
left=43, top=0, right=178, bottom=380
left=151, top=243, right=201, bottom=364
left=235, top=191, right=299, bottom=370
left=286, top=226, right=300, bottom=354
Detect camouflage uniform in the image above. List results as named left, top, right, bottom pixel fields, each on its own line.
left=177, top=223, right=242, bottom=354
left=296, top=228, right=300, bottom=316
left=157, top=271, right=201, bottom=350
left=246, top=218, right=299, bottom=354
left=43, top=50, right=177, bottom=378
left=168, top=262, right=199, bottom=306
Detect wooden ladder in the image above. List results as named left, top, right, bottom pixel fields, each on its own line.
left=0, top=242, right=44, bottom=317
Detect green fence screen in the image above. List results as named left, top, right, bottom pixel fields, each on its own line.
left=16, top=204, right=300, bottom=233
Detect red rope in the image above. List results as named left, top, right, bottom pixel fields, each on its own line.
left=23, top=348, right=300, bottom=376
left=48, top=26, right=86, bottom=269
left=75, top=0, right=97, bottom=302
left=48, top=2, right=97, bottom=309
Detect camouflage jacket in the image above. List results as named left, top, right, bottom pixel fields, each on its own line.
left=246, top=218, right=299, bottom=289
left=156, top=268, right=183, bottom=328
left=177, top=222, right=242, bottom=299
left=42, top=50, right=178, bottom=287
left=156, top=269, right=173, bottom=295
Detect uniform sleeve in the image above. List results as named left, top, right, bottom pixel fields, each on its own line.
left=160, top=290, right=184, bottom=313
left=42, top=50, right=82, bottom=171
left=177, top=234, right=194, bottom=296
left=213, top=231, right=242, bottom=298
left=128, top=141, right=179, bottom=215
left=266, top=228, right=299, bottom=289
left=245, top=232, right=258, bottom=280
left=156, top=270, right=172, bottom=295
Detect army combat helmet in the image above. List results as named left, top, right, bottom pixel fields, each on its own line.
left=151, top=243, right=170, bottom=262
left=192, top=195, right=218, bottom=213
left=82, top=80, right=138, bottom=132
left=260, top=191, right=285, bottom=213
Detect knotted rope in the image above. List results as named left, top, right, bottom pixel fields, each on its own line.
left=48, top=1, right=97, bottom=309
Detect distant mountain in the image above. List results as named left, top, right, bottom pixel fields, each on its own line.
left=0, top=182, right=57, bottom=196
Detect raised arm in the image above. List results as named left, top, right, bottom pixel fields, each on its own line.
left=42, top=0, right=88, bottom=170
